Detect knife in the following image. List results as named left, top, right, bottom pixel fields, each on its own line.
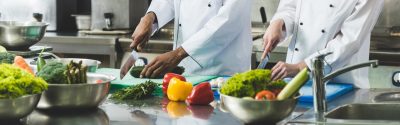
left=257, top=54, right=270, bottom=69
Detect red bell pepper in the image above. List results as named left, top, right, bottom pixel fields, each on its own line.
left=187, top=105, right=214, bottom=120
left=162, top=73, right=186, bottom=95
left=186, top=82, right=214, bottom=105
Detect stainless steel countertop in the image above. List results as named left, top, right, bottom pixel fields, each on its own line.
left=14, top=88, right=400, bottom=125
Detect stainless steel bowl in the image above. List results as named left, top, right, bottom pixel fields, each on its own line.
left=0, top=94, right=41, bottom=120
left=220, top=93, right=298, bottom=123
left=37, top=73, right=115, bottom=109
left=0, top=21, right=48, bottom=50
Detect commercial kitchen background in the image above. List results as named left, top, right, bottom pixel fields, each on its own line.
left=1, top=0, right=399, bottom=88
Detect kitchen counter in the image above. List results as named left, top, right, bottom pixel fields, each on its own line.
left=12, top=88, right=400, bottom=125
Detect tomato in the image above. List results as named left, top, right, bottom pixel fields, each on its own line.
left=255, top=90, right=276, bottom=100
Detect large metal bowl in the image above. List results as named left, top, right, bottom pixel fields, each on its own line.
left=27, top=108, right=109, bottom=125
left=0, top=21, right=48, bottom=50
left=37, top=73, right=115, bottom=109
left=220, top=93, right=298, bottom=123
left=0, top=94, right=41, bottom=120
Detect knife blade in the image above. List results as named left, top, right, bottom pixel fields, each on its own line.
left=257, top=54, right=270, bottom=69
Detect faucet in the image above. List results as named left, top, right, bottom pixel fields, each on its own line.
left=311, top=52, right=379, bottom=114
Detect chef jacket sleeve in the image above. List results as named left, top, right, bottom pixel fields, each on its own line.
left=147, top=0, right=175, bottom=34
left=304, top=0, right=384, bottom=72
left=180, top=0, right=252, bottom=68
left=270, top=0, right=297, bottom=37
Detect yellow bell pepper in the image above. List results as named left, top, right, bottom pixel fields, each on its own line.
left=166, top=101, right=190, bottom=118
left=167, top=77, right=193, bottom=101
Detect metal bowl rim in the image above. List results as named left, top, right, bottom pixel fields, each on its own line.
left=0, top=93, right=41, bottom=101
left=46, top=73, right=115, bottom=86
left=0, top=21, right=49, bottom=27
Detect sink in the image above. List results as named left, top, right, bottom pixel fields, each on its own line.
left=325, top=103, right=400, bottom=121
left=374, top=92, right=400, bottom=103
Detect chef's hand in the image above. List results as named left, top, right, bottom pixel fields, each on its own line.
left=141, top=47, right=188, bottom=78
left=271, top=61, right=307, bottom=81
left=262, top=19, right=285, bottom=59
left=130, top=12, right=156, bottom=52
left=120, top=55, right=136, bottom=79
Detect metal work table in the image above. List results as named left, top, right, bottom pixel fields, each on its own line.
left=6, top=89, right=400, bottom=125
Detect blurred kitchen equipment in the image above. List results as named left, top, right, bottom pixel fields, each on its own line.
left=0, top=21, right=48, bottom=50
left=0, top=94, right=41, bottom=120
left=220, top=93, right=298, bottom=123
left=33, top=13, right=43, bottom=22
left=71, top=15, right=91, bottom=30
left=0, top=0, right=91, bottom=32
left=103, top=13, right=113, bottom=31
left=37, top=73, right=115, bottom=109
left=91, top=0, right=149, bottom=30
left=55, top=58, right=101, bottom=72
left=253, top=7, right=268, bottom=41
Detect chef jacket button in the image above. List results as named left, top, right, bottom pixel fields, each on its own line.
left=321, top=29, right=325, bottom=33
left=329, top=4, right=334, bottom=8
left=295, top=48, right=299, bottom=51
left=208, top=4, right=211, bottom=7
left=300, top=22, right=303, bottom=25
left=179, top=24, right=182, bottom=26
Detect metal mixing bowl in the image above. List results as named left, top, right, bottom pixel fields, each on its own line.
left=0, top=21, right=48, bottom=50
left=220, top=93, right=299, bottom=123
left=37, top=73, right=115, bottom=109
left=0, top=94, right=41, bottom=120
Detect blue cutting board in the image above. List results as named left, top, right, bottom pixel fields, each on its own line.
left=297, top=80, right=354, bottom=103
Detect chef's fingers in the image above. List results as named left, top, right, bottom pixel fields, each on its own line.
left=271, top=62, right=284, bottom=80
left=151, top=65, right=167, bottom=78
left=140, top=60, right=157, bottom=78
left=144, top=61, right=162, bottom=78
left=137, top=34, right=150, bottom=52
left=274, top=66, right=287, bottom=81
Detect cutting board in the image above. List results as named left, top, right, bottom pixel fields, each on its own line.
left=96, top=68, right=217, bottom=90
left=293, top=80, right=354, bottom=103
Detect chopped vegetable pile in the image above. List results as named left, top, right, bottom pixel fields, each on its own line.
left=0, top=64, right=48, bottom=99
left=220, top=69, right=287, bottom=98
left=111, top=80, right=158, bottom=100
left=36, top=60, right=88, bottom=84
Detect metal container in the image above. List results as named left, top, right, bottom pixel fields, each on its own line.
left=220, top=93, right=298, bottom=123
left=72, top=15, right=91, bottom=30
left=0, top=94, right=41, bottom=120
left=37, top=73, right=115, bottom=109
left=0, top=21, right=48, bottom=50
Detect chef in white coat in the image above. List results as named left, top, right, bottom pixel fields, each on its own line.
left=263, top=0, right=383, bottom=88
left=120, top=0, right=253, bottom=78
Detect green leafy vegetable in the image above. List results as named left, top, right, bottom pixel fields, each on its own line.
left=0, top=64, right=48, bottom=99
left=0, top=52, right=15, bottom=64
left=36, top=62, right=67, bottom=84
left=111, top=80, right=158, bottom=100
left=220, top=69, right=287, bottom=98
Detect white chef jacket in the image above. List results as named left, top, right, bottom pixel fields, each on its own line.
left=272, top=0, right=383, bottom=88
left=146, top=0, right=253, bottom=76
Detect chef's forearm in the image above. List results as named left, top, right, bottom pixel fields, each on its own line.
left=175, top=47, right=189, bottom=60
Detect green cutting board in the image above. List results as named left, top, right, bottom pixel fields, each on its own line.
left=96, top=68, right=217, bottom=90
